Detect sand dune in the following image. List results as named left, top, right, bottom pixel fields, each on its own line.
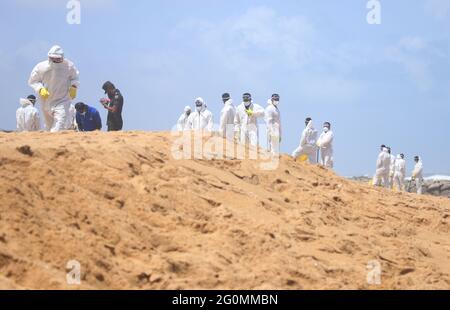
left=0, top=131, right=449, bottom=290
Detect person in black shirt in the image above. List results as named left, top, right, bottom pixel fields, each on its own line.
left=100, top=81, right=124, bottom=131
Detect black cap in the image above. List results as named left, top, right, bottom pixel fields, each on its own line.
left=27, top=95, right=36, bottom=101
left=102, top=81, right=115, bottom=94
left=222, top=93, right=231, bottom=100
left=75, top=102, right=86, bottom=111
left=305, top=117, right=312, bottom=123
left=271, top=94, right=280, bottom=100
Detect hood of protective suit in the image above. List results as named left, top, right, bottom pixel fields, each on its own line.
left=19, top=98, right=33, bottom=107
left=415, top=157, right=423, bottom=165
left=195, top=97, right=206, bottom=112
left=184, top=106, right=192, bottom=113
left=306, top=120, right=314, bottom=130
left=48, top=45, right=64, bottom=59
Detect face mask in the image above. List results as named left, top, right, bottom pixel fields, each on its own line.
left=323, top=127, right=329, bottom=133
left=196, top=106, right=203, bottom=112
left=49, top=57, right=63, bottom=64
left=186, top=111, right=191, bottom=117
left=272, top=101, right=279, bottom=107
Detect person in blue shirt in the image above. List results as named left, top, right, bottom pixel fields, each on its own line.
left=75, top=102, right=102, bottom=132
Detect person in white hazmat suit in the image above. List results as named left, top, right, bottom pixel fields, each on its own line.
left=234, top=93, right=265, bottom=147
left=177, top=106, right=192, bottom=131
left=292, top=118, right=318, bottom=164
left=412, top=156, right=424, bottom=195
left=387, top=147, right=396, bottom=189
left=28, top=45, right=80, bottom=132
left=219, top=93, right=236, bottom=140
left=185, top=98, right=214, bottom=131
left=373, top=145, right=391, bottom=188
left=316, top=122, right=334, bottom=169
left=393, top=153, right=406, bottom=191
left=16, top=95, right=40, bottom=132
left=264, top=94, right=282, bottom=154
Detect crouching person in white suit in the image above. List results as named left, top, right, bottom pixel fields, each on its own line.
left=16, top=95, right=40, bottom=132
left=292, top=118, right=318, bottom=163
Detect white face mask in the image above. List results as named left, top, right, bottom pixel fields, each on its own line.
left=323, top=127, right=329, bottom=133
left=196, top=106, right=203, bottom=112
left=272, top=101, right=279, bottom=107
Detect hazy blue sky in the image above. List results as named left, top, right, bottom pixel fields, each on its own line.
left=0, top=0, right=449, bottom=176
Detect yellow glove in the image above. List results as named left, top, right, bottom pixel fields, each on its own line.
left=246, top=109, right=254, bottom=117
left=69, top=86, right=77, bottom=100
left=299, top=154, right=309, bottom=162
left=39, top=88, right=50, bottom=100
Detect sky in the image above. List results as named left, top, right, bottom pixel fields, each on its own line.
left=0, top=0, right=449, bottom=176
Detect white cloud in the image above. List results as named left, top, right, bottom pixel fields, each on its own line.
left=172, top=6, right=315, bottom=75
left=385, top=36, right=433, bottom=91
left=130, top=6, right=369, bottom=105
left=425, top=0, right=450, bottom=20
left=299, top=75, right=367, bottom=104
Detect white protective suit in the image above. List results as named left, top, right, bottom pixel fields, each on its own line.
left=412, top=158, right=424, bottom=195
left=389, top=153, right=396, bottom=188
left=317, top=129, right=334, bottom=169
left=264, top=99, right=282, bottom=154
left=185, top=98, right=214, bottom=131
left=177, top=106, right=192, bottom=131
left=16, top=98, right=40, bottom=132
left=393, top=155, right=406, bottom=191
left=219, top=99, right=236, bottom=140
left=292, top=120, right=318, bottom=164
left=234, top=101, right=265, bottom=146
left=28, top=46, right=80, bottom=132
left=66, top=103, right=77, bottom=130
left=373, top=148, right=391, bottom=188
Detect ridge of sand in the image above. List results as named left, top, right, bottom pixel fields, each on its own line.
left=0, top=131, right=449, bottom=290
